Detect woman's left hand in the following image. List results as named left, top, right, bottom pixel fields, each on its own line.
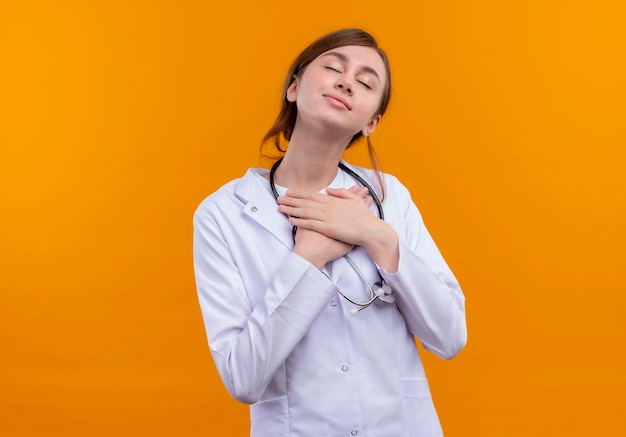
left=276, top=186, right=399, bottom=272
left=277, top=186, right=374, bottom=246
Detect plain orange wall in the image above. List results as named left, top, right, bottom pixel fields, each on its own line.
left=2, top=1, right=625, bottom=436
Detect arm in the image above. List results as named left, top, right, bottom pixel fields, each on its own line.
left=276, top=176, right=467, bottom=359
left=193, top=202, right=335, bottom=404
left=379, top=177, right=467, bottom=359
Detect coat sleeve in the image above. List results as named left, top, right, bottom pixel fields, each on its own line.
left=193, top=198, right=335, bottom=404
left=379, top=176, right=467, bottom=359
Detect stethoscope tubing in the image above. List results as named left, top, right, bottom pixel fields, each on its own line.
left=337, top=162, right=384, bottom=221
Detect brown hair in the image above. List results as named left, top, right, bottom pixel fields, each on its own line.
left=260, top=28, right=392, bottom=199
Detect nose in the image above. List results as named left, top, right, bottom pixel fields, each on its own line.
left=336, top=82, right=352, bottom=94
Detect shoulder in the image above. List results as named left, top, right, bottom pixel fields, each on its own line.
left=193, top=168, right=266, bottom=222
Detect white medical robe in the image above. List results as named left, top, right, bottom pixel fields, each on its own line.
left=193, top=163, right=467, bottom=437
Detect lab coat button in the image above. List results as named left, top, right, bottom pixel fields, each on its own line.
left=341, top=365, right=348, bottom=372
left=251, top=206, right=258, bottom=212
left=330, top=299, right=337, bottom=307
left=351, top=430, right=358, bottom=436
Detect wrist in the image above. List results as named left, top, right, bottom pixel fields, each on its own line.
left=363, top=222, right=399, bottom=273
left=293, top=247, right=327, bottom=270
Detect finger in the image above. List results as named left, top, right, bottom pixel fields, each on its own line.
left=276, top=195, right=301, bottom=206
left=278, top=203, right=324, bottom=220
left=278, top=194, right=334, bottom=217
left=288, top=216, right=323, bottom=233
left=353, top=187, right=372, bottom=205
left=325, top=187, right=363, bottom=199
left=327, top=186, right=372, bottom=206
left=283, top=190, right=328, bottom=202
left=276, top=194, right=327, bottom=209
left=289, top=216, right=351, bottom=243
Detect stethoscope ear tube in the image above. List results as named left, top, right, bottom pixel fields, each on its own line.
left=338, top=162, right=384, bottom=221
left=270, top=158, right=300, bottom=241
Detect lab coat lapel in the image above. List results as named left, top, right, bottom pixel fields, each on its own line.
left=235, top=169, right=294, bottom=249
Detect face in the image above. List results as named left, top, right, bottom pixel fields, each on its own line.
left=286, top=45, right=387, bottom=139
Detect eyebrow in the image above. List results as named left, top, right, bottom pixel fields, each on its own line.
left=321, top=51, right=381, bottom=82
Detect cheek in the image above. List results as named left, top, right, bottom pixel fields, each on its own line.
left=361, top=95, right=383, bottom=118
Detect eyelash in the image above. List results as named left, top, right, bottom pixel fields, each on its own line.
left=325, top=66, right=372, bottom=90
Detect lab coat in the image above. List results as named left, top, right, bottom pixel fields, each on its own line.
left=193, top=163, right=467, bottom=437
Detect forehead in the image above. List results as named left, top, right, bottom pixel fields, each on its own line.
left=316, top=45, right=387, bottom=79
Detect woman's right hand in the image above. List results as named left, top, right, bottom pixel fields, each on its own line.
left=292, top=227, right=353, bottom=270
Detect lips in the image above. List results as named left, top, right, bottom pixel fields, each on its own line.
left=323, top=94, right=351, bottom=110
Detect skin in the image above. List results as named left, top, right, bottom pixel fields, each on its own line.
left=273, top=45, right=400, bottom=273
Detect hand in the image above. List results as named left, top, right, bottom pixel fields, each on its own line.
left=277, top=186, right=400, bottom=272
left=291, top=227, right=353, bottom=270
left=277, top=186, right=379, bottom=247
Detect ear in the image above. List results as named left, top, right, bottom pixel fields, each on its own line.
left=286, top=76, right=299, bottom=103
left=361, top=114, right=382, bottom=137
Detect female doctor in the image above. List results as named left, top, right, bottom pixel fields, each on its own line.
left=193, top=29, right=467, bottom=436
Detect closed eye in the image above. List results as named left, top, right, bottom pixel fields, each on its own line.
left=359, top=81, right=372, bottom=90
left=325, top=66, right=341, bottom=72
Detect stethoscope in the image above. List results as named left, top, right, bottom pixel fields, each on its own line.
left=269, top=158, right=394, bottom=314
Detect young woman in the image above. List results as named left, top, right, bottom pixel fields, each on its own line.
left=193, top=28, right=467, bottom=437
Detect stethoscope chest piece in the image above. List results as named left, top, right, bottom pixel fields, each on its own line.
left=374, top=281, right=395, bottom=304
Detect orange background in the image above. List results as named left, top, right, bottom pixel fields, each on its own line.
left=2, top=1, right=625, bottom=435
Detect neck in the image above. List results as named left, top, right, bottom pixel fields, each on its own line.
left=273, top=127, right=351, bottom=192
